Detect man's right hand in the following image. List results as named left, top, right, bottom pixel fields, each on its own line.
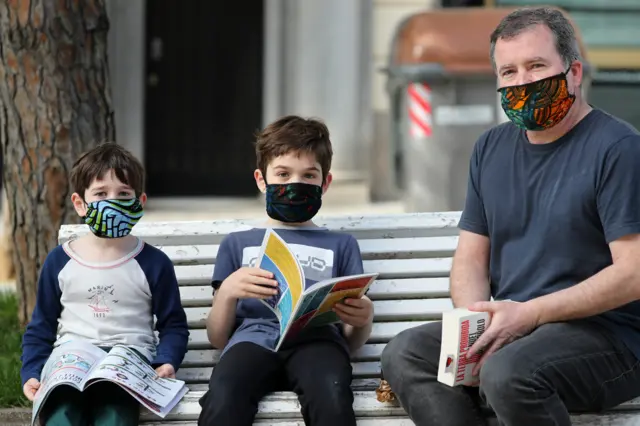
left=218, top=267, right=279, bottom=300
left=23, top=378, right=40, bottom=401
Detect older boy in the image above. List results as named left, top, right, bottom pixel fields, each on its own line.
left=198, top=116, right=373, bottom=426
left=21, top=142, right=189, bottom=426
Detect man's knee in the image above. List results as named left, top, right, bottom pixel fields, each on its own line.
left=381, top=322, right=441, bottom=384
left=479, top=347, right=539, bottom=404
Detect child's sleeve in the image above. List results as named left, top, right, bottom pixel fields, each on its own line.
left=20, top=249, right=64, bottom=386
left=148, top=250, right=190, bottom=370
left=339, top=235, right=364, bottom=277
left=211, top=235, right=239, bottom=292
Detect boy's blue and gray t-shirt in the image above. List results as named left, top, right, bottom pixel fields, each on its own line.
left=212, top=226, right=364, bottom=356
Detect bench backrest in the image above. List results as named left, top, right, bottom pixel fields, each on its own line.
left=58, top=212, right=461, bottom=389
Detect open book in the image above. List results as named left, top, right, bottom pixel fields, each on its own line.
left=256, top=229, right=378, bottom=351
left=437, top=308, right=490, bottom=387
left=31, top=340, right=188, bottom=425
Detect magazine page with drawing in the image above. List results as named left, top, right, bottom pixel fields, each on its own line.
left=31, top=340, right=188, bottom=425
left=255, top=229, right=378, bottom=351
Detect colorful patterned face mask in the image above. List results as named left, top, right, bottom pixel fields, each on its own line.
left=265, top=183, right=323, bottom=223
left=83, top=198, right=144, bottom=239
left=498, top=67, right=575, bottom=131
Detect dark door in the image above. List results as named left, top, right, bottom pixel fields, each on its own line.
left=144, top=1, right=263, bottom=196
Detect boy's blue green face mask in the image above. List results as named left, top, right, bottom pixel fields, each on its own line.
left=83, top=198, right=144, bottom=239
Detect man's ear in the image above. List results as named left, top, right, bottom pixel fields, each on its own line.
left=255, top=169, right=266, bottom=193
left=322, top=172, right=333, bottom=195
left=139, top=193, right=148, bottom=208
left=71, top=193, right=87, bottom=217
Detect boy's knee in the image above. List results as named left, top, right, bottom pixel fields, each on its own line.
left=305, top=375, right=354, bottom=415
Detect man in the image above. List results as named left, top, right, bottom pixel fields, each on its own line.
left=381, top=7, right=640, bottom=426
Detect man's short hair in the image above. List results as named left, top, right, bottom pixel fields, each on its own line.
left=70, top=142, right=145, bottom=197
left=490, top=7, right=581, bottom=69
left=255, top=115, right=333, bottom=182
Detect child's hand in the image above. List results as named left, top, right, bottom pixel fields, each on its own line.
left=23, top=378, right=40, bottom=401
left=155, top=363, right=176, bottom=379
left=334, top=295, right=374, bottom=328
left=219, top=267, right=279, bottom=301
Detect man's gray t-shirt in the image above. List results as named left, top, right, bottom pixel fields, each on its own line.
left=212, top=226, right=364, bottom=357
left=460, top=108, right=640, bottom=358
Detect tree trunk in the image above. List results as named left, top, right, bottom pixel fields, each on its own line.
left=0, top=0, right=114, bottom=325
left=0, top=187, right=13, bottom=282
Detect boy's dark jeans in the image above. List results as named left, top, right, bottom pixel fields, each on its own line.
left=381, top=320, right=640, bottom=426
left=198, top=341, right=356, bottom=426
left=38, top=346, right=147, bottom=426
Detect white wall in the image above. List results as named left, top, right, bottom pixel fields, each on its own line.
left=106, top=0, right=146, bottom=163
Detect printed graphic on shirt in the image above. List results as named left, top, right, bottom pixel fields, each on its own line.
left=87, top=284, right=119, bottom=318
left=242, top=244, right=334, bottom=283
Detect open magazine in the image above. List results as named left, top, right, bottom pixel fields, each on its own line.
left=31, top=340, right=188, bottom=425
left=255, top=229, right=378, bottom=351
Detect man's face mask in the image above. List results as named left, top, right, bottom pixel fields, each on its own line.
left=498, top=66, right=575, bottom=131
left=83, top=198, right=144, bottom=238
left=265, top=182, right=322, bottom=223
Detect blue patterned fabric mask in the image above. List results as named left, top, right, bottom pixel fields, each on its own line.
left=265, top=183, right=322, bottom=223
left=83, top=198, right=144, bottom=238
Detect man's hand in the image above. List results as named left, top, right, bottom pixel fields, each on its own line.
left=218, top=267, right=279, bottom=301
left=23, top=378, right=40, bottom=401
left=334, top=295, right=374, bottom=328
left=155, top=363, right=176, bottom=379
left=466, top=300, right=540, bottom=376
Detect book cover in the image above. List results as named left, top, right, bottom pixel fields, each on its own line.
left=437, top=308, right=490, bottom=387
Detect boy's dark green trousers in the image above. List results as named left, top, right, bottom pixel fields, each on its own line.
left=38, top=381, right=140, bottom=426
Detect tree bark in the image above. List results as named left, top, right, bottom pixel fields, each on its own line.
left=0, top=0, right=114, bottom=325
left=0, top=187, right=14, bottom=282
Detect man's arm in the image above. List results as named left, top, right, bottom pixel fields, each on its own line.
left=450, top=230, right=491, bottom=307
left=528, top=234, right=640, bottom=324
left=527, top=135, right=640, bottom=324
left=452, top=136, right=492, bottom=307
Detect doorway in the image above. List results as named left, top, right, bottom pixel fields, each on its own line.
left=144, top=1, right=263, bottom=196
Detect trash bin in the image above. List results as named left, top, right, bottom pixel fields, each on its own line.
left=378, top=7, right=591, bottom=213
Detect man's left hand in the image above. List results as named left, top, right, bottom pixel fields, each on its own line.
left=334, top=295, right=374, bottom=328
left=155, top=363, right=176, bottom=379
left=466, top=300, right=540, bottom=376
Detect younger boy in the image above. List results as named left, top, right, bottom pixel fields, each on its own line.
left=21, top=142, right=189, bottom=426
left=198, top=116, right=374, bottom=426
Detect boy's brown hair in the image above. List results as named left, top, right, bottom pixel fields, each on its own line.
left=70, top=142, right=145, bottom=198
left=255, top=115, right=333, bottom=182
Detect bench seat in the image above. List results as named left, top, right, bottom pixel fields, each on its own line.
left=57, top=212, right=640, bottom=426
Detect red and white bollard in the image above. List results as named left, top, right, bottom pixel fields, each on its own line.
left=407, top=82, right=433, bottom=138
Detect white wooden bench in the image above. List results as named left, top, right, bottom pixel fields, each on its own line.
left=58, top=212, right=640, bottom=425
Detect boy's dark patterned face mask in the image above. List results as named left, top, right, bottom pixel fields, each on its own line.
left=83, top=198, right=144, bottom=238
left=265, top=183, right=323, bottom=223
left=498, top=66, right=575, bottom=131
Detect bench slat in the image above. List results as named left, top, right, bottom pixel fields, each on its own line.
left=182, top=378, right=385, bottom=393
left=142, top=415, right=640, bottom=426
left=175, top=258, right=452, bottom=286
left=186, top=322, right=428, bottom=349
left=139, top=390, right=405, bottom=421
left=184, top=299, right=451, bottom=328
left=160, top=237, right=458, bottom=265
left=179, top=278, right=451, bottom=306
left=143, top=420, right=415, bottom=426
left=139, top=390, right=640, bottom=423
left=58, top=212, right=462, bottom=245
left=182, top=344, right=386, bottom=367
left=177, top=361, right=382, bottom=383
